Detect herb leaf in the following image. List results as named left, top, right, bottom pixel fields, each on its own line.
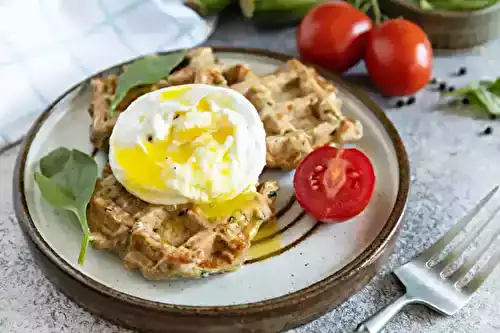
left=34, top=148, right=98, bottom=265
left=110, top=51, right=187, bottom=116
left=443, top=79, right=500, bottom=117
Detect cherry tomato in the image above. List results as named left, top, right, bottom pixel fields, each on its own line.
left=297, top=1, right=373, bottom=74
left=365, top=19, right=433, bottom=97
left=293, top=146, right=375, bottom=222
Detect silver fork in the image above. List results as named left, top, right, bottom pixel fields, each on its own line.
left=356, top=186, right=500, bottom=333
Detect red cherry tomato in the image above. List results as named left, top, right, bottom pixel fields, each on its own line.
left=365, top=19, right=433, bottom=97
left=293, top=146, right=375, bottom=222
left=297, top=1, right=373, bottom=73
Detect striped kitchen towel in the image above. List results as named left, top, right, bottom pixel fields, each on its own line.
left=0, top=0, right=216, bottom=152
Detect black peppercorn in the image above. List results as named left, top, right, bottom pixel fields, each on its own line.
left=479, top=126, right=493, bottom=136
left=407, top=96, right=416, bottom=105
left=457, top=67, right=467, bottom=76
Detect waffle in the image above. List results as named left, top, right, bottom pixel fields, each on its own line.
left=88, top=47, right=362, bottom=169
left=88, top=166, right=279, bottom=280
left=88, top=47, right=226, bottom=151
left=230, top=59, right=362, bottom=169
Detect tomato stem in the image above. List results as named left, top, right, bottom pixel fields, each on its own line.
left=371, top=0, right=382, bottom=25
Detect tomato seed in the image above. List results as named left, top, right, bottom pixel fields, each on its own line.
left=314, top=165, right=324, bottom=172
left=312, top=185, right=319, bottom=190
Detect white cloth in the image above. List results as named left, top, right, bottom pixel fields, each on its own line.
left=0, top=0, right=216, bottom=150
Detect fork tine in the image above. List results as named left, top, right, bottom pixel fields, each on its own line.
left=434, top=204, right=500, bottom=274
left=419, top=186, right=499, bottom=264
left=464, top=247, right=500, bottom=295
left=449, top=220, right=500, bottom=284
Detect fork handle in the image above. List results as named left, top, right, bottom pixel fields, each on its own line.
left=355, top=293, right=415, bottom=333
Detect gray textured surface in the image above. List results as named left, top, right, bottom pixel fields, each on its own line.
left=2, top=10, right=500, bottom=333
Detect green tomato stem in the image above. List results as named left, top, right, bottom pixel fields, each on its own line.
left=371, top=0, right=382, bottom=25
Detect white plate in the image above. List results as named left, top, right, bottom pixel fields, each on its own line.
left=18, top=49, right=408, bottom=310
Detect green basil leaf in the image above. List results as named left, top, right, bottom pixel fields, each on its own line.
left=110, top=51, right=187, bottom=116
left=443, top=86, right=475, bottom=97
left=467, top=93, right=492, bottom=117
left=474, top=88, right=500, bottom=115
left=34, top=172, right=75, bottom=208
left=39, top=147, right=71, bottom=178
left=488, top=78, right=500, bottom=95
left=34, top=148, right=98, bottom=265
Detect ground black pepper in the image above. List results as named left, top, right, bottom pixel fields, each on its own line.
left=448, top=86, right=455, bottom=92
left=396, top=100, right=405, bottom=108
left=457, top=67, right=467, bottom=76
left=462, top=97, right=470, bottom=105
left=429, top=77, right=437, bottom=84
left=439, top=82, right=447, bottom=91
left=489, top=114, right=498, bottom=120
left=407, top=96, right=416, bottom=105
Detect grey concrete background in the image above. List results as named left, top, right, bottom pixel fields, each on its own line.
left=2, top=8, right=500, bottom=333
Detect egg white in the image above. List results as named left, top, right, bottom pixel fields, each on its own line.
left=108, top=84, right=267, bottom=205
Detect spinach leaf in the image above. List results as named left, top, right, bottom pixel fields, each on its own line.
left=110, top=51, right=187, bottom=116
left=34, top=148, right=98, bottom=265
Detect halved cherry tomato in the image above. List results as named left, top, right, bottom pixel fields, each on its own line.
left=364, top=19, right=433, bottom=97
left=293, top=146, right=375, bottom=222
left=297, top=1, right=373, bottom=73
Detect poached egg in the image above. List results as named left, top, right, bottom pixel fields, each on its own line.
left=109, top=84, right=267, bottom=207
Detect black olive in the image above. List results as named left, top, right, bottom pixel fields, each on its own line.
left=407, top=96, right=416, bottom=105
left=462, top=97, right=470, bottom=105
left=396, top=100, right=405, bottom=108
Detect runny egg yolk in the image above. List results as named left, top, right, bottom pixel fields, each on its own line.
left=112, top=85, right=253, bottom=205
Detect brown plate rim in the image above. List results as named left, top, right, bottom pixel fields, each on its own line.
left=13, top=46, right=410, bottom=316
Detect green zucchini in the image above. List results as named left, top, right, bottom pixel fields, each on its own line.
left=239, top=0, right=324, bottom=27
left=185, top=0, right=233, bottom=16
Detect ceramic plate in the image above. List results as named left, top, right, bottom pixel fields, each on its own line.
left=14, top=47, right=410, bottom=333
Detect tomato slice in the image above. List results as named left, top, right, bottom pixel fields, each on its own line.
left=293, top=146, right=375, bottom=222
